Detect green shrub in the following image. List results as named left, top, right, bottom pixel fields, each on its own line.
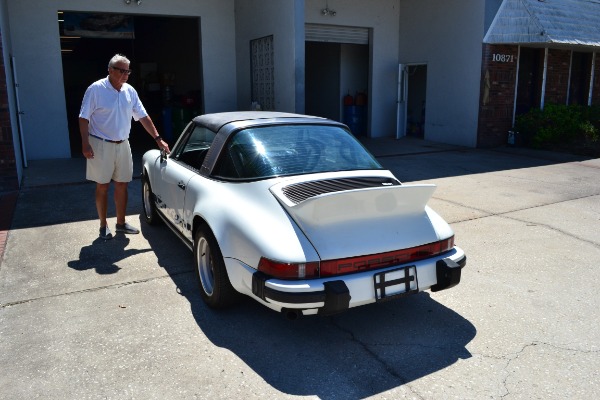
left=580, top=105, right=600, bottom=141
left=515, top=104, right=599, bottom=152
left=514, top=108, right=544, bottom=146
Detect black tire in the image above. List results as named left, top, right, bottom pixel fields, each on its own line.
left=142, top=174, right=161, bottom=225
left=194, top=225, right=238, bottom=308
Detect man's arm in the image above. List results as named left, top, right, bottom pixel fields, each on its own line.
left=79, top=117, right=94, bottom=159
left=139, top=116, right=170, bottom=153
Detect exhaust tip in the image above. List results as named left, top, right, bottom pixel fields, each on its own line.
left=282, top=308, right=302, bottom=320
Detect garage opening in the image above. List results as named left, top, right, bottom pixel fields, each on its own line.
left=59, top=12, right=203, bottom=157
left=305, top=24, right=370, bottom=136
left=405, top=64, right=427, bottom=138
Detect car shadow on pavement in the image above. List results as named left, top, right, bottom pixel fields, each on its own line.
left=141, top=220, right=476, bottom=399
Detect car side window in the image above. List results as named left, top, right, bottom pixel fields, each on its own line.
left=173, top=125, right=216, bottom=170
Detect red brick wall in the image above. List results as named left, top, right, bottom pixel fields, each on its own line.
left=475, top=46, right=599, bottom=147
left=0, top=28, right=18, bottom=192
left=545, top=49, right=570, bottom=105
left=477, top=44, right=518, bottom=147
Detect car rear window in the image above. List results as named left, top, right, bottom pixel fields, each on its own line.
left=214, top=124, right=382, bottom=179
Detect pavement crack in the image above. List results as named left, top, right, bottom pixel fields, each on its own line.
left=0, top=270, right=193, bottom=309
left=327, top=317, right=426, bottom=400
left=435, top=193, right=600, bottom=247
left=502, top=215, right=600, bottom=247
left=498, top=342, right=541, bottom=399
left=478, top=341, right=600, bottom=399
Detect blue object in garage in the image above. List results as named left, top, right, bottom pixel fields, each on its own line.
left=343, top=105, right=367, bottom=136
left=162, top=107, right=173, bottom=141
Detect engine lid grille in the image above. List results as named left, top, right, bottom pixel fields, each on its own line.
left=281, top=177, right=400, bottom=205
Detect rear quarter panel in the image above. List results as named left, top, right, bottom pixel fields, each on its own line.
left=184, top=176, right=320, bottom=269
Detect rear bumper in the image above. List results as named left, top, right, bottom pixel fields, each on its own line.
left=244, top=246, right=466, bottom=316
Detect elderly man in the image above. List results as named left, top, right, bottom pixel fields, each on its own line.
left=79, top=54, right=170, bottom=240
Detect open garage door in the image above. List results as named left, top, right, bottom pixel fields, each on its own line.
left=59, top=12, right=203, bottom=157
left=305, top=24, right=369, bottom=45
left=305, top=24, right=370, bottom=136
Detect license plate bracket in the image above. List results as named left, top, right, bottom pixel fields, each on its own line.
left=373, top=265, right=418, bottom=302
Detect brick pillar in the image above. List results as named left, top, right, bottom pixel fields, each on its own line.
left=545, top=49, right=571, bottom=106
left=477, top=44, right=518, bottom=147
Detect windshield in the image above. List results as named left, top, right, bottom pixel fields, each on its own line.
left=214, top=124, right=382, bottom=179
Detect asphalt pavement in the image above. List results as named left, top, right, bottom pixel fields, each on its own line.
left=1, top=137, right=599, bottom=399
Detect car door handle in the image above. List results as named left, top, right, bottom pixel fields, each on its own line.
left=178, top=181, right=186, bottom=190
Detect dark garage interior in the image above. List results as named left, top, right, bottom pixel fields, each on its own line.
left=59, top=12, right=203, bottom=156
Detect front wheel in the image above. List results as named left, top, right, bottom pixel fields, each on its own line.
left=194, top=225, right=238, bottom=308
left=142, top=174, right=161, bottom=225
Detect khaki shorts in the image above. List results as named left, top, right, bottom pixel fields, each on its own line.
left=86, top=136, right=133, bottom=184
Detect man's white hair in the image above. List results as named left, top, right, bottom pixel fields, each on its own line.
left=108, top=54, right=130, bottom=69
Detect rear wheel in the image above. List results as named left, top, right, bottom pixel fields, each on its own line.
left=194, top=225, right=238, bottom=308
left=142, top=174, right=160, bottom=225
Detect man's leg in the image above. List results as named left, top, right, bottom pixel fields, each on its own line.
left=114, top=181, right=139, bottom=234
left=96, top=182, right=113, bottom=239
left=114, top=181, right=128, bottom=226
left=113, top=141, right=138, bottom=234
left=87, top=137, right=114, bottom=239
left=96, top=182, right=110, bottom=228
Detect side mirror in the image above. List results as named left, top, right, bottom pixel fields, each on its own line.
left=160, top=149, right=168, bottom=163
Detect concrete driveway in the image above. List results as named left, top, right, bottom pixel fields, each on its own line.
left=1, top=138, right=599, bottom=399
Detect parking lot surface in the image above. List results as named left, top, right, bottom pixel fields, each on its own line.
left=1, top=138, right=599, bottom=399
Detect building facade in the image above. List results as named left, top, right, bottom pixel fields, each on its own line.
left=479, top=0, right=600, bottom=147
left=0, top=0, right=599, bottom=192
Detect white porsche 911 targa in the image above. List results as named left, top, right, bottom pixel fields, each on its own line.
left=142, top=112, right=466, bottom=318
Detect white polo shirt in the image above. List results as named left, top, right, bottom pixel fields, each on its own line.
left=79, top=77, right=148, bottom=141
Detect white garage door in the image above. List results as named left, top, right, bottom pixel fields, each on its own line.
left=305, top=23, right=369, bottom=45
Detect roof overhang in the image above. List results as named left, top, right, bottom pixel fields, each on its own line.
left=484, top=0, right=600, bottom=48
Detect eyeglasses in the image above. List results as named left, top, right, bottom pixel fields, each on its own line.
left=111, top=66, right=132, bottom=75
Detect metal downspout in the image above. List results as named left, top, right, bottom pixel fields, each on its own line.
left=589, top=52, right=596, bottom=106
left=567, top=50, right=573, bottom=105
left=540, top=48, right=548, bottom=110
left=512, top=46, right=521, bottom=128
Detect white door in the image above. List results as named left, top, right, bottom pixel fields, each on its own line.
left=159, top=160, right=197, bottom=235
left=396, top=64, right=408, bottom=139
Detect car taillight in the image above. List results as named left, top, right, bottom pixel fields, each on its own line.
left=257, top=258, right=320, bottom=280
left=320, top=236, right=455, bottom=277
left=257, top=237, right=455, bottom=279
